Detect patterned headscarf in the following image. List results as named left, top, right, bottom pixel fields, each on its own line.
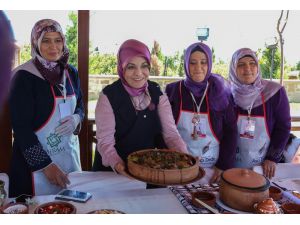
left=229, top=48, right=281, bottom=110
left=31, top=19, right=69, bottom=85
left=184, top=42, right=230, bottom=111
left=117, top=39, right=151, bottom=97
left=0, top=11, right=15, bottom=108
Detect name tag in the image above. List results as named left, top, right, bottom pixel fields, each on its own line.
left=196, top=117, right=207, bottom=138
left=240, top=119, right=256, bottom=139
left=59, top=101, right=72, bottom=119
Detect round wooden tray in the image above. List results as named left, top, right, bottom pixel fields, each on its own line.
left=126, top=167, right=205, bottom=186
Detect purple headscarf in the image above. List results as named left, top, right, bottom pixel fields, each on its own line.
left=31, top=19, right=69, bottom=85
left=229, top=48, right=281, bottom=110
left=184, top=42, right=230, bottom=111
left=117, top=39, right=151, bottom=97
left=0, top=11, right=15, bottom=109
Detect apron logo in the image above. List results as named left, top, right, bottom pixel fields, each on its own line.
left=47, top=133, right=62, bottom=148
left=202, top=141, right=211, bottom=155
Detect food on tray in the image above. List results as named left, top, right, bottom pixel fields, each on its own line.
left=89, top=209, right=125, bottom=214
left=127, top=149, right=201, bottom=185
left=128, top=149, right=195, bottom=169
left=35, top=201, right=76, bottom=214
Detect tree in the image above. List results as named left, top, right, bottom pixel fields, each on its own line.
left=177, top=52, right=185, bottom=77
left=277, top=10, right=289, bottom=84
left=212, top=59, right=229, bottom=79
left=296, top=61, right=300, bottom=71
left=150, top=40, right=164, bottom=76
left=212, top=47, right=216, bottom=64
left=89, top=53, right=117, bottom=75
left=65, top=11, right=78, bottom=68
left=20, top=43, right=31, bottom=64
left=259, top=47, right=280, bottom=79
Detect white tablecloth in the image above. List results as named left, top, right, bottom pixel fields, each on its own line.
left=29, top=171, right=187, bottom=214
left=253, top=163, right=300, bottom=181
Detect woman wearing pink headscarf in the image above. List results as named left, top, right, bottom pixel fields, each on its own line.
left=229, top=48, right=291, bottom=178
left=95, top=39, right=188, bottom=178
left=9, top=19, right=84, bottom=197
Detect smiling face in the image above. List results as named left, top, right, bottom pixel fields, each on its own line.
left=236, top=56, right=258, bottom=84
left=39, top=32, right=63, bottom=62
left=123, top=56, right=150, bottom=88
left=188, top=51, right=208, bottom=82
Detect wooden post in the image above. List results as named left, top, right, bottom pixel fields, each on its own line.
left=0, top=102, right=12, bottom=173
left=77, top=10, right=91, bottom=170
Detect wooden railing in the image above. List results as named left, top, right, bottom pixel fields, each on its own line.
left=292, top=116, right=300, bottom=131
left=86, top=116, right=300, bottom=169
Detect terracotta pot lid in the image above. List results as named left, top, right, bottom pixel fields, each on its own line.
left=221, top=168, right=269, bottom=190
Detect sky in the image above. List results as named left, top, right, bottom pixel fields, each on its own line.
left=5, top=10, right=300, bottom=65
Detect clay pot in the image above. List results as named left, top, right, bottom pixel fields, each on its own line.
left=191, top=191, right=216, bottom=208
left=281, top=203, right=300, bottom=214
left=219, top=168, right=270, bottom=212
left=34, top=201, right=76, bottom=214
left=127, top=149, right=200, bottom=185
left=1, top=203, right=28, bottom=214
left=269, top=186, right=282, bottom=201
left=254, top=198, right=280, bottom=214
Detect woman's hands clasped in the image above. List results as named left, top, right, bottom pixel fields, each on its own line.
left=55, top=114, right=80, bottom=137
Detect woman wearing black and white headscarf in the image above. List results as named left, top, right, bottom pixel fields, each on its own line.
left=9, top=19, right=84, bottom=197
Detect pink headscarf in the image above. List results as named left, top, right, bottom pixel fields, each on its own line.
left=117, top=39, right=151, bottom=97
left=31, top=19, right=69, bottom=85
left=229, top=48, right=281, bottom=110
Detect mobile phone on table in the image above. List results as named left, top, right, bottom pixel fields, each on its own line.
left=55, top=189, right=92, bottom=203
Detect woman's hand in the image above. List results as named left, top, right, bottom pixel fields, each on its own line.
left=43, top=163, right=70, bottom=188
left=209, top=167, right=223, bottom=184
left=114, top=162, right=133, bottom=179
left=262, top=160, right=276, bottom=179
left=55, top=114, right=81, bottom=136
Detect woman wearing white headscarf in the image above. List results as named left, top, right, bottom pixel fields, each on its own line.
left=229, top=48, right=291, bottom=178
left=9, top=19, right=84, bottom=197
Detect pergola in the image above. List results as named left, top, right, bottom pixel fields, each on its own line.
left=0, top=11, right=299, bottom=173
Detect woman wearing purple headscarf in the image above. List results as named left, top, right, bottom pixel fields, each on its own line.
left=95, top=39, right=188, bottom=178
left=229, top=48, right=291, bottom=178
left=166, top=42, right=237, bottom=183
left=9, top=19, right=84, bottom=197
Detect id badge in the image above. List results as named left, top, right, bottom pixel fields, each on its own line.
left=59, top=101, right=72, bottom=119
left=197, top=118, right=207, bottom=138
left=240, top=119, right=255, bottom=139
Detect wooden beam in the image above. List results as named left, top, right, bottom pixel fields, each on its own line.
left=77, top=10, right=91, bottom=170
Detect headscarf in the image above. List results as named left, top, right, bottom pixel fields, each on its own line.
left=229, top=48, right=281, bottom=110
left=0, top=11, right=15, bottom=108
left=117, top=39, right=151, bottom=97
left=31, top=19, right=69, bottom=85
left=184, top=42, right=230, bottom=111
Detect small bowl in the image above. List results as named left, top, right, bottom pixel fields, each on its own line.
left=269, top=186, right=282, bottom=201
left=1, top=203, right=28, bottom=214
left=254, top=198, right=280, bottom=214
left=34, top=201, right=76, bottom=214
left=281, top=203, right=300, bottom=214
left=191, top=191, right=216, bottom=208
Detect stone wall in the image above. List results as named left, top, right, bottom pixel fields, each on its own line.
left=89, top=75, right=300, bottom=103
